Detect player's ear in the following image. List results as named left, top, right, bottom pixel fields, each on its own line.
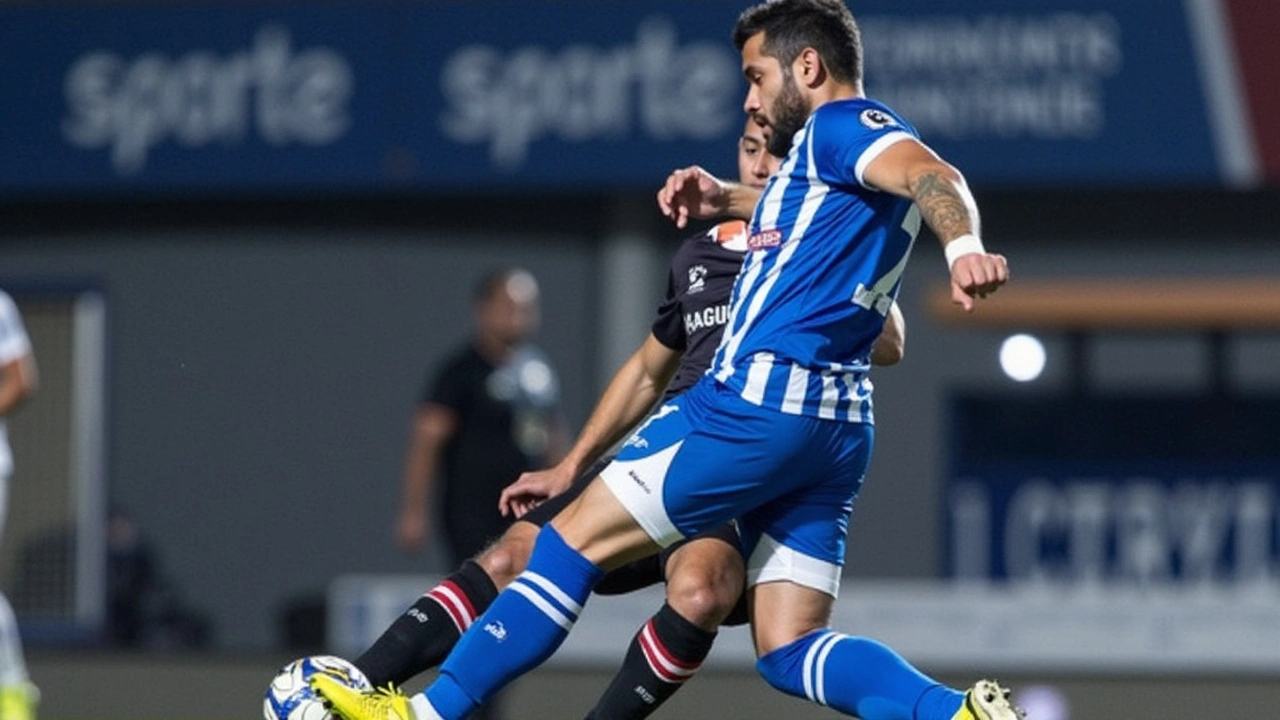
left=797, top=47, right=825, bottom=88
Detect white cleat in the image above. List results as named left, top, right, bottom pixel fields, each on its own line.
left=959, top=680, right=1025, bottom=720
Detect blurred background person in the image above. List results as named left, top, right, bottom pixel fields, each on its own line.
left=396, top=268, right=567, bottom=569
left=0, top=290, right=39, bottom=720
left=105, top=506, right=212, bottom=650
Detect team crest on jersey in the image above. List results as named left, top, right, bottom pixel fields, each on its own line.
left=687, top=265, right=708, bottom=294
left=860, top=108, right=897, bottom=130
left=747, top=229, right=782, bottom=250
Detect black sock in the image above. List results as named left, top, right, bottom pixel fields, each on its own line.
left=353, top=560, right=499, bottom=687
left=585, top=603, right=716, bottom=720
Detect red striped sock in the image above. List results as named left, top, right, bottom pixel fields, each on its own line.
left=354, top=560, right=498, bottom=687
left=586, top=603, right=716, bottom=720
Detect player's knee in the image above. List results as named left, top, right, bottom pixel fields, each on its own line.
left=476, top=523, right=537, bottom=588
left=665, top=568, right=741, bottom=630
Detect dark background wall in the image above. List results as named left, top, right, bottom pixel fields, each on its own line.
left=0, top=225, right=602, bottom=648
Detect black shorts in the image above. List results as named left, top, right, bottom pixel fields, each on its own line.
left=521, top=457, right=749, bottom=627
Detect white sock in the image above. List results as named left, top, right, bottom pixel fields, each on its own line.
left=409, top=694, right=444, bottom=720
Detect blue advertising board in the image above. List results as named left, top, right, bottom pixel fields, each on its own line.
left=0, top=3, right=406, bottom=195
left=0, top=0, right=1229, bottom=196
left=946, top=396, right=1280, bottom=586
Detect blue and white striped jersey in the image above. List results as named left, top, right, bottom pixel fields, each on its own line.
left=710, top=98, right=922, bottom=424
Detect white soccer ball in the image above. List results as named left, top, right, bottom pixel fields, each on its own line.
left=264, top=655, right=373, bottom=720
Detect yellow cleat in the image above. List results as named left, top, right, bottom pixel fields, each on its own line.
left=955, top=680, right=1025, bottom=720
left=0, top=682, right=39, bottom=720
left=310, top=673, right=415, bottom=720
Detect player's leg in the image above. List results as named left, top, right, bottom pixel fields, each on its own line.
left=741, top=427, right=1018, bottom=720
left=750, top=581, right=1017, bottom=720
left=0, top=475, right=37, bottom=720
left=405, top=479, right=656, bottom=719
left=752, top=580, right=969, bottom=720
left=314, top=380, right=808, bottom=720
left=352, top=522, right=535, bottom=688
left=354, top=468, right=599, bottom=688
left=586, top=527, right=744, bottom=720
left=0, top=594, right=36, bottom=720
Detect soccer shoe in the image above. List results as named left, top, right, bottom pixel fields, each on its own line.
left=954, top=680, right=1024, bottom=720
left=0, top=681, right=39, bottom=720
left=310, top=673, right=415, bottom=720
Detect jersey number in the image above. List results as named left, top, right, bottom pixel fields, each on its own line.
left=852, top=205, right=921, bottom=316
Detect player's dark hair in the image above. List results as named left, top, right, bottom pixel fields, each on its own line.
left=732, top=0, right=863, bottom=86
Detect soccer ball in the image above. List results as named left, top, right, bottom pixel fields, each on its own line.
left=264, top=655, right=373, bottom=720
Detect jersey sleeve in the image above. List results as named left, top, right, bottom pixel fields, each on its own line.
left=822, top=102, right=917, bottom=190
left=422, top=355, right=467, bottom=410
left=649, top=265, right=687, bottom=351
left=0, top=293, right=31, bottom=364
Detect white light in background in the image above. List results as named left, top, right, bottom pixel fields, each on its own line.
left=999, top=333, right=1047, bottom=382
left=1013, top=684, right=1071, bottom=720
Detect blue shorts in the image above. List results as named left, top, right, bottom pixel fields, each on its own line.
left=599, top=377, right=872, bottom=596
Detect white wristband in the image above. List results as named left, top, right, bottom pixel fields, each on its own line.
left=944, top=234, right=985, bottom=270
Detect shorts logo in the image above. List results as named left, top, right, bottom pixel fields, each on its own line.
left=407, top=608, right=429, bottom=624
left=627, top=470, right=652, bottom=494
left=623, top=434, right=649, bottom=450
left=484, top=620, right=508, bottom=641
left=747, top=229, right=782, bottom=250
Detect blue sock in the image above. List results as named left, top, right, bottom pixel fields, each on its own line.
left=756, top=630, right=964, bottom=720
left=420, top=525, right=604, bottom=719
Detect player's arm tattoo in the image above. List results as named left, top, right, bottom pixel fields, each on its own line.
left=908, top=171, right=977, bottom=241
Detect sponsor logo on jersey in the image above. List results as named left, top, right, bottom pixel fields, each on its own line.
left=484, top=620, right=508, bottom=641
left=747, top=229, right=782, bottom=250
left=859, top=108, right=898, bottom=130
left=684, top=303, right=731, bottom=336
left=687, top=264, right=708, bottom=294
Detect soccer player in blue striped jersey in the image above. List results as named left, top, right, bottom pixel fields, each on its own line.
left=313, top=1, right=1018, bottom=720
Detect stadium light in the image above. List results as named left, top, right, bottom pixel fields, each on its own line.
left=1013, top=684, right=1071, bottom=720
left=999, top=333, right=1046, bottom=382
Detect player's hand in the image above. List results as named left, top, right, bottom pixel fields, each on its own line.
left=656, top=165, right=728, bottom=229
left=395, top=505, right=429, bottom=553
left=499, top=464, right=577, bottom=519
left=949, top=252, right=1010, bottom=312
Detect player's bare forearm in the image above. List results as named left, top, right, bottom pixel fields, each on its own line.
left=658, top=166, right=763, bottom=227
left=560, top=335, right=679, bottom=477
left=0, top=358, right=35, bottom=417
left=400, top=406, right=454, bottom=507
left=400, top=438, right=437, bottom=511
left=907, top=166, right=979, bottom=244
left=863, top=139, right=979, bottom=245
left=722, top=182, right=763, bottom=221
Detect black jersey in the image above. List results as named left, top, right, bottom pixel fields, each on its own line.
left=650, top=220, right=749, bottom=400
left=424, top=344, right=560, bottom=562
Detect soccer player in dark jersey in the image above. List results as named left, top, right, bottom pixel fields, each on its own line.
left=343, top=116, right=904, bottom=720
left=314, top=1, right=1015, bottom=719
